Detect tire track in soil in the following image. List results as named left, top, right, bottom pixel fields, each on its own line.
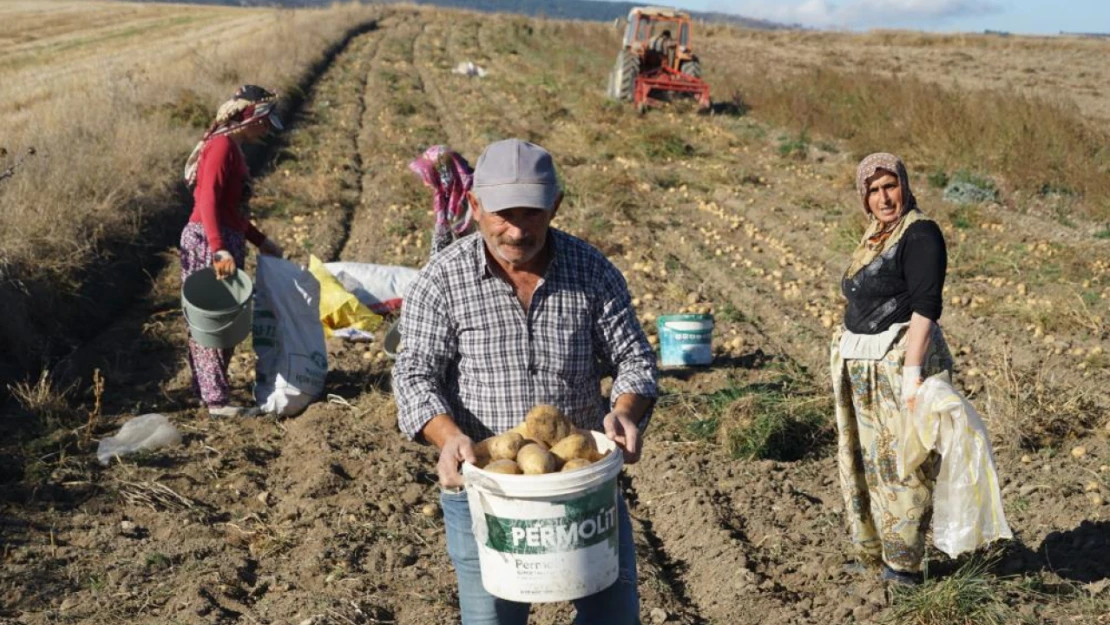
left=325, top=35, right=376, bottom=262
left=412, top=20, right=470, bottom=154
left=341, top=11, right=435, bottom=265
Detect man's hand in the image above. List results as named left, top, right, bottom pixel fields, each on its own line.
left=437, top=433, right=477, bottom=488
left=603, top=410, right=641, bottom=464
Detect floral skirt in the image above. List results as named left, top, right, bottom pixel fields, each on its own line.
left=180, top=222, right=247, bottom=407
left=829, top=324, right=954, bottom=572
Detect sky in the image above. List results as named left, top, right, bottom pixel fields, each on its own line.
left=681, top=0, right=1110, bottom=35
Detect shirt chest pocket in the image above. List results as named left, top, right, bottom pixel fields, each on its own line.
left=534, top=311, right=593, bottom=381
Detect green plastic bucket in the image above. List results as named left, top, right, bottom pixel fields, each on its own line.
left=182, top=268, right=254, bottom=350
left=383, top=320, right=402, bottom=360
left=658, top=313, right=714, bottom=366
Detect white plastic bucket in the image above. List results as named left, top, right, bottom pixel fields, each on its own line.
left=182, top=268, right=254, bottom=349
left=461, top=432, right=624, bottom=603
left=658, top=313, right=714, bottom=366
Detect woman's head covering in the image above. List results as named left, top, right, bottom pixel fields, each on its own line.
left=845, top=152, right=927, bottom=278
left=408, top=145, right=474, bottom=255
left=184, top=85, right=282, bottom=187
left=854, top=152, right=916, bottom=217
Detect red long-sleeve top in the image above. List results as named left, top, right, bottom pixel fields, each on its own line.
left=189, top=135, right=265, bottom=252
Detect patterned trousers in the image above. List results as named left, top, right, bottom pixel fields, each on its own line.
left=830, top=325, right=954, bottom=572
left=180, top=222, right=246, bottom=407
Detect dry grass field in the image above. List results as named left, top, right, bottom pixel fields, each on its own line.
left=1, top=3, right=1109, bottom=625
left=0, top=0, right=379, bottom=383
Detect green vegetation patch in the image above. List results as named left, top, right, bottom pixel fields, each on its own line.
left=664, top=367, right=832, bottom=461
left=884, top=558, right=1012, bottom=625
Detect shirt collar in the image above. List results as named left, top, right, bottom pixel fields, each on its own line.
left=474, top=229, right=563, bottom=281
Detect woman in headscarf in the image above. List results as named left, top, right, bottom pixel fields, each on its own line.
left=181, top=85, right=285, bottom=418
left=407, top=144, right=474, bottom=257
left=830, top=153, right=953, bottom=585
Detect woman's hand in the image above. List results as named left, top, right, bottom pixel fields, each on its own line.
left=259, top=237, right=284, bottom=258
left=902, top=365, right=923, bottom=413
left=212, top=250, right=236, bottom=280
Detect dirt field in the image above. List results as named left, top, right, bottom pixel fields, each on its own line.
left=2, top=5, right=1108, bottom=625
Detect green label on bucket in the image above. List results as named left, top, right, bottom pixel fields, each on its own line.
left=484, top=481, right=617, bottom=555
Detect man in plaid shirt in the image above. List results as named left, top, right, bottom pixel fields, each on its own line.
left=394, top=139, right=656, bottom=624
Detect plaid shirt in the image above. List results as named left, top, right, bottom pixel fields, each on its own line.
left=393, top=229, right=657, bottom=441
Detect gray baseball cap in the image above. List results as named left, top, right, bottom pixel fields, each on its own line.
left=472, top=139, right=559, bottom=212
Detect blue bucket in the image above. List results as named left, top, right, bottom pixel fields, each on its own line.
left=657, top=314, right=714, bottom=366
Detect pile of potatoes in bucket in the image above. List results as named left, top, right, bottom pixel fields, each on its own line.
left=474, top=405, right=610, bottom=475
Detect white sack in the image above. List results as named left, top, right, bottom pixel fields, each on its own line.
left=898, top=374, right=1013, bottom=558
left=254, top=256, right=327, bottom=416
left=323, top=262, right=420, bottom=315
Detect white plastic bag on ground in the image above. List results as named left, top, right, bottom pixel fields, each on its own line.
left=898, top=373, right=1013, bottom=558
left=324, top=262, right=420, bottom=315
left=253, top=256, right=328, bottom=416
left=96, top=414, right=181, bottom=465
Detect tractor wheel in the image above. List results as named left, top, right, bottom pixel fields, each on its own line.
left=609, top=50, right=639, bottom=101
left=679, top=60, right=702, bottom=79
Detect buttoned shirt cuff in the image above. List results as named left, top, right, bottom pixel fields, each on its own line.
left=399, top=395, right=453, bottom=441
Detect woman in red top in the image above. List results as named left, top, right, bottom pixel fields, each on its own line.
left=181, top=85, right=284, bottom=417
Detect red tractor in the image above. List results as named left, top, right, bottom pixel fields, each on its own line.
left=607, top=6, right=711, bottom=112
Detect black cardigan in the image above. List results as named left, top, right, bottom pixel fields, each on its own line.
left=842, top=220, right=947, bottom=335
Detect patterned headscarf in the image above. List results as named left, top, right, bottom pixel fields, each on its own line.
left=408, top=145, right=474, bottom=254
left=854, top=152, right=917, bottom=216
left=183, top=85, right=282, bottom=187
left=845, top=152, right=928, bottom=278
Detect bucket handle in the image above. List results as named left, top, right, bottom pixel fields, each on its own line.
left=183, top=307, right=242, bottom=336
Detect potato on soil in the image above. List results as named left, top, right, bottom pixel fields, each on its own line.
left=560, top=458, right=593, bottom=472
left=516, top=444, right=558, bottom=475
left=524, top=404, right=574, bottom=447
left=485, top=459, right=523, bottom=475
left=489, top=431, right=525, bottom=461
left=550, top=432, right=599, bottom=464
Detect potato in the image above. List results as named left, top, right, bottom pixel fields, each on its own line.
left=550, top=432, right=599, bottom=464
left=561, top=458, right=593, bottom=472
left=516, top=444, right=558, bottom=475
left=520, top=438, right=548, bottom=451
left=488, top=432, right=525, bottom=461
left=485, top=459, right=523, bottom=475
left=473, top=439, right=492, bottom=468
left=524, top=404, right=574, bottom=447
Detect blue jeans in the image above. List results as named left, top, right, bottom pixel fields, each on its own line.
left=440, top=488, right=640, bottom=625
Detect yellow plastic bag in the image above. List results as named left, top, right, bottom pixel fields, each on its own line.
left=307, top=255, right=383, bottom=337
left=898, top=372, right=1013, bottom=558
